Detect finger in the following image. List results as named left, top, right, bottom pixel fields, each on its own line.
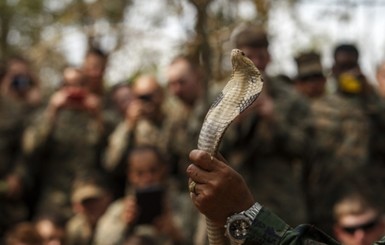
left=189, top=149, right=217, bottom=171
left=186, top=164, right=210, bottom=184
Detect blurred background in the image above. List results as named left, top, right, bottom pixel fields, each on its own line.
left=1, top=0, right=385, bottom=88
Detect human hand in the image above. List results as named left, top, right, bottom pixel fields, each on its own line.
left=45, top=90, right=68, bottom=122
left=186, top=150, right=254, bottom=226
left=48, top=90, right=68, bottom=111
left=82, top=93, right=101, bottom=117
left=122, top=195, right=139, bottom=225
left=125, top=100, right=144, bottom=126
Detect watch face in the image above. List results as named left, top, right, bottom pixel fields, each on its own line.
left=228, top=218, right=251, bottom=240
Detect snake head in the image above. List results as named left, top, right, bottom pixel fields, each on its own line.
left=231, top=49, right=258, bottom=73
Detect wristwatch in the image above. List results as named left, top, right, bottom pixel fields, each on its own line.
left=225, top=202, right=262, bottom=245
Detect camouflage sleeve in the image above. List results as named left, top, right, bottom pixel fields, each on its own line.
left=94, top=200, right=127, bottom=245
left=246, top=208, right=339, bottom=245
left=102, top=122, right=133, bottom=173
left=22, top=110, right=54, bottom=155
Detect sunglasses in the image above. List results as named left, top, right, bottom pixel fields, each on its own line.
left=341, top=217, right=381, bottom=235
left=137, top=93, right=156, bottom=102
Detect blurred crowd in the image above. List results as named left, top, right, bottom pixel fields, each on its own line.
left=2, top=22, right=385, bottom=245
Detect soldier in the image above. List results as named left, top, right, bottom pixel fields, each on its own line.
left=22, top=67, right=105, bottom=218
left=66, top=172, right=113, bottom=245
left=103, top=74, right=179, bottom=197
left=220, top=23, right=312, bottom=227
left=95, top=146, right=187, bottom=245
left=331, top=169, right=385, bottom=245
left=0, top=55, right=41, bottom=239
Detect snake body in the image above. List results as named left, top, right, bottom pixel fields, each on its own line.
left=198, top=49, right=263, bottom=245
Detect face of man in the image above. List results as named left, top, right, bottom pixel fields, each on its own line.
left=82, top=54, right=106, bottom=94
left=132, top=75, right=163, bottom=119
left=333, top=52, right=359, bottom=78
left=62, top=68, right=87, bottom=107
left=128, top=150, right=164, bottom=189
left=167, top=59, right=201, bottom=107
left=295, top=73, right=326, bottom=98
left=334, top=210, right=385, bottom=245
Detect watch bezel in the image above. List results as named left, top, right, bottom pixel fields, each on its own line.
left=225, top=213, right=253, bottom=242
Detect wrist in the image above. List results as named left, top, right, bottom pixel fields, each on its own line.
left=225, top=202, right=262, bottom=245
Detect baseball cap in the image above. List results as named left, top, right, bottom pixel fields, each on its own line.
left=295, top=52, right=324, bottom=79
left=71, top=183, right=106, bottom=203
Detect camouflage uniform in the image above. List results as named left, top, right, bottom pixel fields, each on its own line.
left=244, top=205, right=385, bottom=245
left=221, top=76, right=312, bottom=227
left=304, top=91, right=385, bottom=235
left=23, top=109, right=104, bottom=218
left=0, top=95, right=31, bottom=237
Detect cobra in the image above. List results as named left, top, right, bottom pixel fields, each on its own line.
left=198, top=49, right=263, bottom=244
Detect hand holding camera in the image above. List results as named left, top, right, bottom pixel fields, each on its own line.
left=124, top=93, right=155, bottom=127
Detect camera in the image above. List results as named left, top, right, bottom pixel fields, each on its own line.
left=67, top=90, right=86, bottom=102
left=338, top=73, right=363, bottom=94
left=11, top=74, right=33, bottom=91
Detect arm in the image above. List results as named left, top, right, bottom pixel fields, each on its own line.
left=102, top=100, right=143, bottom=173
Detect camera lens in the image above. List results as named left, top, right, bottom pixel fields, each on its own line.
left=11, top=74, right=32, bottom=91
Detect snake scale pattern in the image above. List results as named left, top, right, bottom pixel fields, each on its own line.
left=198, top=49, right=263, bottom=245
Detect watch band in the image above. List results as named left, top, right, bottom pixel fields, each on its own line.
left=244, top=202, right=262, bottom=221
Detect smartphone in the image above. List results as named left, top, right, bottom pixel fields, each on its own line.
left=135, top=185, right=164, bottom=225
